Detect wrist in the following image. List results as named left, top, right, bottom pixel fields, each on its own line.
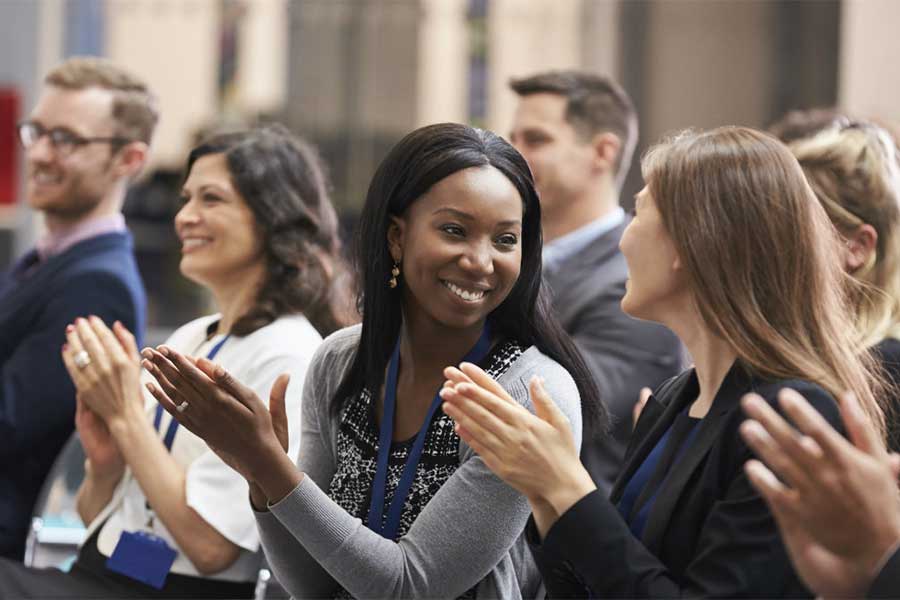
left=85, top=459, right=124, bottom=489
left=543, top=466, right=597, bottom=517
left=254, top=445, right=304, bottom=505
left=106, top=403, right=149, bottom=441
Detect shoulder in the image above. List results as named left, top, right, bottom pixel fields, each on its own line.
left=751, top=377, right=838, bottom=417
left=164, top=314, right=221, bottom=347
left=304, top=323, right=362, bottom=385
left=499, top=345, right=581, bottom=423
left=238, top=314, right=323, bottom=361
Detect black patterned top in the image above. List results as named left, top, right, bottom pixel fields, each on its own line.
left=328, top=340, right=525, bottom=599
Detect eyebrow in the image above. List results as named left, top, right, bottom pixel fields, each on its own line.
left=432, top=207, right=521, bottom=227
left=181, top=183, right=230, bottom=196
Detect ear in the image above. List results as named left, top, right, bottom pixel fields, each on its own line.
left=386, top=215, right=406, bottom=262
left=844, top=223, right=878, bottom=272
left=113, top=141, right=149, bottom=180
left=590, top=132, right=622, bottom=175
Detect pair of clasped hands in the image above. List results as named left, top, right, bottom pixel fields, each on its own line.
left=60, top=316, right=294, bottom=506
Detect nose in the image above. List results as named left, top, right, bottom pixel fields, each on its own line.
left=459, top=239, right=494, bottom=276
left=174, top=198, right=200, bottom=231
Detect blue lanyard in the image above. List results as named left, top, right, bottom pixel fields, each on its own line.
left=367, top=326, right=492, bottom=540
left=152, top=334, right=231, bottom=450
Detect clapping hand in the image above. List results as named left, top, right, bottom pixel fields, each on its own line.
left=140, top=345, right=298, bottom=502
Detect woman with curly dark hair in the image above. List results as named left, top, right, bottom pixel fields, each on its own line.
left=0, top=124, right=352, bottom=598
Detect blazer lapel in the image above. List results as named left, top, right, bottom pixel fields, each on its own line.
left=639, top=362, right=753, bottom=554
left=609, top=369, right=695, bottom=502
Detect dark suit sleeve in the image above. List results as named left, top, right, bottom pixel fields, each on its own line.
left=529, top=385, right=841, bottom=598
left=570, top=289, right=681, bottom=428
left=0, top=271, right=140, bottom=461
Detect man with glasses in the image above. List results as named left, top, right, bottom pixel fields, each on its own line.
left=0, top=57, right=155, bottom=560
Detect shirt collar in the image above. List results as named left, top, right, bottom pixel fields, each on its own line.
left=543, top=207, right=625, bottom=270
left=36, top=214, right=127, bottom=261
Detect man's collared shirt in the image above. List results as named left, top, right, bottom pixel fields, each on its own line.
left=543, top=206, right=625, bottom=273
left=36, top=213, right=127, bottom=262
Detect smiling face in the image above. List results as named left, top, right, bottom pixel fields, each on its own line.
left=175, top=153, right=265, bottom=290
left=388, top=165, right=524, bottom=334
left=24, top=86, right=124, bottom=219
left=619, top=186, right=687, bottom=324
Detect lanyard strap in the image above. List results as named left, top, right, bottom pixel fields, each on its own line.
left=367, top=326, right=492, bottom=540
left=152, top=333, right=231, bottom=450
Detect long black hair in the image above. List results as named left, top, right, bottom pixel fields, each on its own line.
left=186, top=124, right=355, bottom=338
left=332, top=122, right=606, bottom=430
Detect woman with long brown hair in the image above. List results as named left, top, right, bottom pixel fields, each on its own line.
left=440, top=126, right=886, bottom=597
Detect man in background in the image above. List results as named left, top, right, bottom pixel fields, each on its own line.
left=509, top=70, right=682, bottom=492
left=0, top=57, right=154, bottom=559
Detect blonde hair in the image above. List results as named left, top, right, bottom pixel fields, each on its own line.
left=789, top=122, right=900, bottom=348
left=643, top=126, right=886, bottom=438
left=45, top=56, right=159, bottom=144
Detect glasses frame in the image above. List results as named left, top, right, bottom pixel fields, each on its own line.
left=16, top=121, right=134, bottom=157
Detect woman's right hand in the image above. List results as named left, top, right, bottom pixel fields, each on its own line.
left=75, top=393, right=124, bottom=479
left=141, top=346, right=302, bottom=503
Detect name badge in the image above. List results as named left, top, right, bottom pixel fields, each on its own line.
left=105, top=530, right=177, bottom=590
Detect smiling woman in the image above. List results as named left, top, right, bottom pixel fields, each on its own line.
left=141, top=122, right=604, bottom=599
left=0, top=124, right=351, bottom=599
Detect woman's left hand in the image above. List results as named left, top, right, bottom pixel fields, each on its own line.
left=439, top=362, right=596, bottom=517
left=62, top=317, right=144, bottom=426
left=141, top=346, right=301, bottom=501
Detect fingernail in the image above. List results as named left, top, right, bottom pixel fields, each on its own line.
left=76, top=317, right=86, bottom=325
left=62, top=343, right=68, bottom=352
left=159, top=347, right=169, bottom=357
left=66, top=324, right=74, bottom=333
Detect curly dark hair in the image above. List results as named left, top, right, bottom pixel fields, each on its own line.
left=185, top=124, right=355, bottom=338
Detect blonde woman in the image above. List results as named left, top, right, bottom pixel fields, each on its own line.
left=786, top=120, right=900, bottom=446
left=440, top=127, right=886, bottom=597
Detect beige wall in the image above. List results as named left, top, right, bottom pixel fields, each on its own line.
left=637, top=0, right=778, bottom=147
left=487, top=0, right=583, bottom=133
left=839, top=0, right=900, bottom=125
left=106, top=0, right=218, bottom=169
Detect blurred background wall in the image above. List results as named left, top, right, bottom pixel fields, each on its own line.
left=1, top=0, right=897, bottom=337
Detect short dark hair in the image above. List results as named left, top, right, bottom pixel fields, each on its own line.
left=45, top=56, right=159, bottom=144
left=510, top=70, right=638, bottom=188
left=186, top=124, right=355, bottom=338
left=333, top=122, right=606, bottom=432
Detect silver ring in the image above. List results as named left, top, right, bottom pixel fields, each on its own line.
left=175, top=401, right=189, bottom=413
left=73, top=351, right=91, bottom=369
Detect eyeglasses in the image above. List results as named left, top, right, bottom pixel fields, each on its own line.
left=16, top=121, right=133, bottom=156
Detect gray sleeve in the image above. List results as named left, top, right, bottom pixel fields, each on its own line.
left=256, top=329, right=350, bottom=598
left=263, top=350, right=582, bottom=599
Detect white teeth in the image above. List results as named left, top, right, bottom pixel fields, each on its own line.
left=443, top=281, right=486, bottom=301
left=33, top=171, right=61, bottom=185
left=182, top=238, right=211, bottom=249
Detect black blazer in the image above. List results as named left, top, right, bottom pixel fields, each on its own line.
left=544, top=220, right=682, bottom=491
left=527, top=361, right=843, bottom=598
left=0, top=233, right=145, bottom=560
left=870, top=546, right=900, bottom=598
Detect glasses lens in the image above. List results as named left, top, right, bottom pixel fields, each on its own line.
left=17, top=123, right=38, bottom=147
left=48, top=129, right=78, bottom=154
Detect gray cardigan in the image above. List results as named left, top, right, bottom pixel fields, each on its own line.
left=255, top=325, right=583, bottom=599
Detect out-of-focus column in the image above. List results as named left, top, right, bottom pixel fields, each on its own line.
left=486, top=0, right=583, bottom=134
left=235, top=0, right=288, bottom=116
left=106, top=0, right=218, bottom=169
left=416, top=0, right=469, bottom=127
left=839, top=0, right=900, bottom=125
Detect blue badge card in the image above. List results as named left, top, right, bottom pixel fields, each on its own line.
left=105, top=530, right=177, bottom=590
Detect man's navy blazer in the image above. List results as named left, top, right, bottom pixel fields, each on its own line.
left=527, top=362, right=844, bottom=598
left=0, top=232, right=145, bottom=560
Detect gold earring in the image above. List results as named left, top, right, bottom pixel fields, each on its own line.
left=388, top=261, right=401, bottom=289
